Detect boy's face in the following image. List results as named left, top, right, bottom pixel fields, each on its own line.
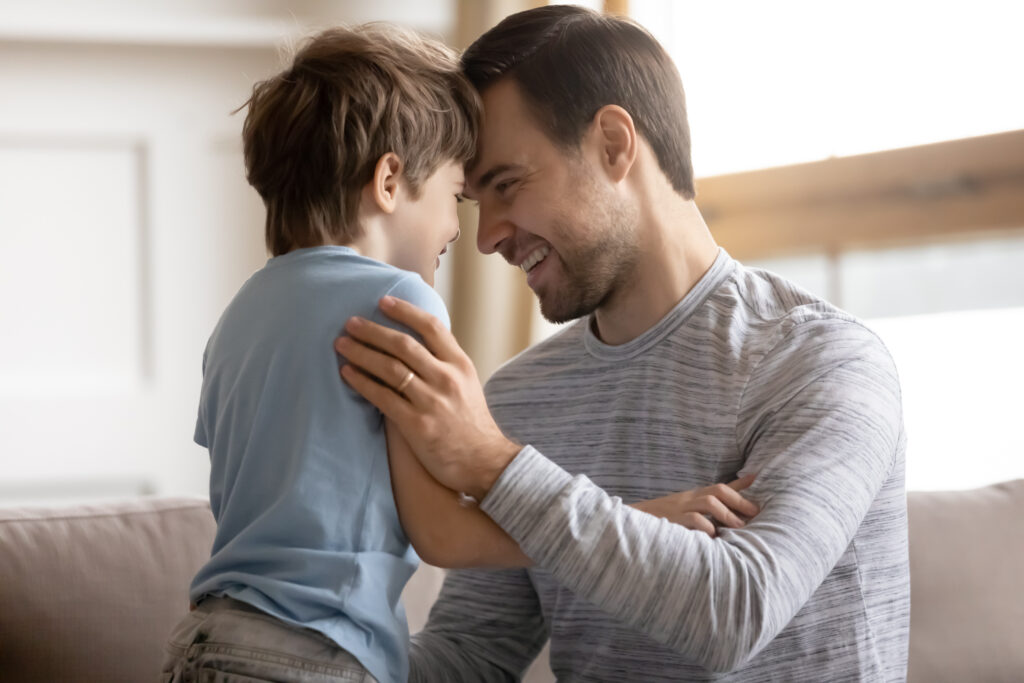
left=389, top=159, right=465, bottom=286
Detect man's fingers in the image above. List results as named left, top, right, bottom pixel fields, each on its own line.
left=335, top=335, right=425, bottom=402
left=340, top=364, right=416, bottom=424
left=379, top=296, right=463, bottom=364
left=339, top=317, right=438, bottom=381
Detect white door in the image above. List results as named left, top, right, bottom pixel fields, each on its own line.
left=0, top=37, right=276, bottom=502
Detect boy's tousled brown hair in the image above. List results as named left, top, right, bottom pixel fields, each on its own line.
left=461, top=5, right=694, bottom=199
left=241, top=24, right=481, bottom=256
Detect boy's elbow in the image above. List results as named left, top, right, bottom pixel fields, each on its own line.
left=408, top=531, right=470, bottom=569
left=414, top=547, right=461, bottom=569
left=408, top=535, right=446, bottom=568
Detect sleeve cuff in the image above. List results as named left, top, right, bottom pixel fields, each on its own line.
left=480, top=445, right=574, bottom=542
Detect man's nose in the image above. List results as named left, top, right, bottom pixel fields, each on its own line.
left=476, top=203, right=514, bottom=256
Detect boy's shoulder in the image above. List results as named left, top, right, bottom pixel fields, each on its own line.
left=254, top=247, right=447, bottom=322
left=374, top=271, right=451, bottom=332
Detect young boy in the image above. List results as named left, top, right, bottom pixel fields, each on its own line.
left=162, top=22, right=756, bottom=683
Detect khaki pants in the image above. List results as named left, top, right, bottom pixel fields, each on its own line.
left=161, top=596, right=377, bottom=683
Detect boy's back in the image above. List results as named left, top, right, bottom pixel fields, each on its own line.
left=161, top=19, right=480, bottom=683
left=191, top=245, right=448, bottom=683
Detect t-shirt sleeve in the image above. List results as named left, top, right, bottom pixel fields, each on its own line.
left=371, top=274, right=451, bottom=338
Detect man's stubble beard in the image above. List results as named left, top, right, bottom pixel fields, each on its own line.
left=537, top=177, right=641, bottom=324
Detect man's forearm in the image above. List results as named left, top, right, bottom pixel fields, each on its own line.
left=478, top=444, right=886, bottom=673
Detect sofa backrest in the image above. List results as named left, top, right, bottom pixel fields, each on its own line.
left=907, top=478, right=1024, bottom=683
left=2, top=481, right=1022, bottom=682
left=0, top=497, right=215, bottom=683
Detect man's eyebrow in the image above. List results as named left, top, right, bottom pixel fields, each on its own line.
left=472, top=163, right=521, bottom=192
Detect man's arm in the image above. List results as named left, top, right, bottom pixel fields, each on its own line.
left=338, top=298, right=901, bottom=671
left=388, top=419, right=760, bottom=568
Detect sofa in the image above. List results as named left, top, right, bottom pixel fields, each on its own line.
left=1, top=480, right=1021, bottom=682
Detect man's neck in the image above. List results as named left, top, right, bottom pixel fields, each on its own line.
left=592, top=197, right=719, bottom=346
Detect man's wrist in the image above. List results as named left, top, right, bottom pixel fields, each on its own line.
left=465, top=438, right=521, bottom=501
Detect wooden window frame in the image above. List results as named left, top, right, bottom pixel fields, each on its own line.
left=696, top=129, right=1024, bottom=261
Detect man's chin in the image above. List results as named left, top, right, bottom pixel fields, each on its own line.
left=538, top=291, right=592, bottom=325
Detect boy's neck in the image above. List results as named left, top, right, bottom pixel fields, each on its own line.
left=344, top=219, right=390, bottom=263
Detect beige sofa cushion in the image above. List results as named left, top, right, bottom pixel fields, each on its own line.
left=907, top=479, right=1024, bottom=683
left=0, top=497, right=215, bottom=683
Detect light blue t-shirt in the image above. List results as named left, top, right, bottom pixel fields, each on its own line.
left=190, top=246, right=449, bottom=683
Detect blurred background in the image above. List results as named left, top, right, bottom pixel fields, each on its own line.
left=1, top=0, right=1021, bottom=541
left=1, top=2, right=1021, bottom=678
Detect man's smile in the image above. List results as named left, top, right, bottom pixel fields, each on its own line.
left=520, top=245, right=550, bottom=274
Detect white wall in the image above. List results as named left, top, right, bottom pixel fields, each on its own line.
left=0, top=0, right=461, bottom=658
left=0, top=0, right=457, bottom=504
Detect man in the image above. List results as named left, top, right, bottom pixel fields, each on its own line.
left=337, top=5, right=909, bottom=681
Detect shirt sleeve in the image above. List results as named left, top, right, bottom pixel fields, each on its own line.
left=194, top=345, right=210, bottom=448
left=409, top=567, right=549, bottom=682
left=479, top=318, right=904, bottom=672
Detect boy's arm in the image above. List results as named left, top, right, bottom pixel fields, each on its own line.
left=386, top=419, right=531, bottom=569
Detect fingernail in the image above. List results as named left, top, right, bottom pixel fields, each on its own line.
left=348, top=317, right=364, bottom=329
left=381, top=295, right=395, bottom=307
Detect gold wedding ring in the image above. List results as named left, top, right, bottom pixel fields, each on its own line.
left=396, top=369, right=415, bottom=394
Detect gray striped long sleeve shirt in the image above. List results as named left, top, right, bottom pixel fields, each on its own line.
left=410, top=250, right=910, bottom=682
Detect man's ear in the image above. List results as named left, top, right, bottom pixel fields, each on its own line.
left=591, top=105, right=637, bottom=184
left=367, top=152, right=403, bottom=214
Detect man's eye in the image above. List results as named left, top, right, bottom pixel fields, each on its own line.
left=495, top=179, right=516, bottom=195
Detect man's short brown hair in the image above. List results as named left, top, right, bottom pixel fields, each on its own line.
left=461, top=5, right=694, bottom=199
left=241, top=24, right=480, bottom=256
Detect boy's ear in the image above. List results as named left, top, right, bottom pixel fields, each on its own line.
left=590, top=105, right=637, bottom=184
left=367, top=152, right=404, bottom=214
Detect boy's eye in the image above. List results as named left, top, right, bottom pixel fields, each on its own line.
left=455, top=193, right=466, bottom=204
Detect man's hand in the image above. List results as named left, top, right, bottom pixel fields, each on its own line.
left=335, top=296, right=521, bottom=499
left=631, top=475, right=759, bottom=537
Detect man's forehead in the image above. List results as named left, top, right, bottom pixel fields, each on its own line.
left=466, top=80, right=535, bottom=189
left=465, top=127, right=509, bottom=191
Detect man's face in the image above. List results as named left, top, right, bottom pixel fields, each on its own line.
left=465, top=79, right=639, bottom=323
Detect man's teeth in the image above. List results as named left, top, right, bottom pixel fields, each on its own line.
left=520, top=246, right=550, bottom=273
